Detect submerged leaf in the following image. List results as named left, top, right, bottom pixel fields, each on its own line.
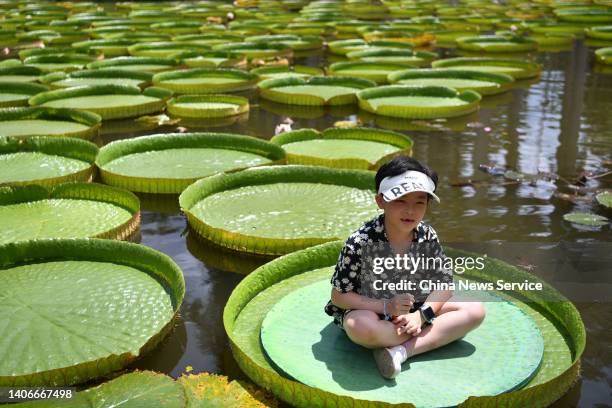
left=595, top=191, right=612, bottom=208
left=563, top=212, right=608, bottom=226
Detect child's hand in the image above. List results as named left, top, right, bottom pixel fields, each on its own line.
left=388, top=293, right=414, bottom=316
left=392, top=312, right=423, bottom=336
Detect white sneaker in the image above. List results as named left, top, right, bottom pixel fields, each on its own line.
left=373, top=345, right=408, bottom=379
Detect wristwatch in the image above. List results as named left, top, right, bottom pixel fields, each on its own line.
left=419, top=304, right=436, bottom=325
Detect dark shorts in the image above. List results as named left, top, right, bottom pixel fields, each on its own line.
left=339, top=301, right=425, bottom=330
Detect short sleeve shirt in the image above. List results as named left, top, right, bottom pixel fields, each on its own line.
left=324, top=213, right=453, bottom=327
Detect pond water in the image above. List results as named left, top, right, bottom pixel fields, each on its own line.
left=94, top=44, right=612, bottom=407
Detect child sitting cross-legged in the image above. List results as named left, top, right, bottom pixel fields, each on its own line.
left=324, top=155, right=486, bottom=379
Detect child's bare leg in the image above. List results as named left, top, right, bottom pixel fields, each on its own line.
left=343, top=302, right=485, bottom=354
left=343, top=310, right=412, bottom=348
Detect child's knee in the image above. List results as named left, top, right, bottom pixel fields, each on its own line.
left=344, top=311, right=381, bottom=344
left=467, top=302, right=486, bottom=327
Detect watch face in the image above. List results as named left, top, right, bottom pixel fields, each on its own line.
left=421, top=305, right=435, bottom=322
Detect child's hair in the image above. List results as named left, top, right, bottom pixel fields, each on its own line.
left=375, top=156, right=438, bottom=198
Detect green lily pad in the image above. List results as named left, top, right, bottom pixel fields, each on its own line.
left=224, top=241, right=585, bottom=408
left=0, top=183, right=139, bottom=244
left=258, top=76, right=375, bottom=106
left=167, top=94, right=249, bottom=119
left=127, top=41, right=211, bottom=58
left=327, top=61, right=410, bottom=83
left=0, top=65, right=44, bottom=83
left=180, top=165, right=379, bottom=255
left=29, top=85, right=171, bottom=120
left=357, top=85, right=481, bottom=119
left=563, top=212, right=608, bottom=226
left=97, top=132, right=285, bottom=194
left=213, top=42, right=293, bottom=59
left=0, top=240, right=184, bottom=386
left=0, top=137, right=97, bottom=188
left=40, top=69, right=152, bottom=89
left=152, top=68, right=257, bottom=94
left=87, top=56, right=180, bottom=73
left=346, top=48, right=436, bottom=67
left=270, top=127, right=413, bottom=169
left=456, top=35, right=539, bottom=52
left=388, top=68, right=515, bottom=95
left=432, top=57, right=542, bottom=79
left=22, top=54, right=95, bottom=73
left=0, top=107, right=101, bottom=139
left=260, top=279, right=543, bottom=407
left=595, top=191, right=612, bottom=208
left=0, top=82, right=48, bottom=108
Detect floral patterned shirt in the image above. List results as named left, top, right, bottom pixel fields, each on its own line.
left=324, top=213, right=453, bottom=327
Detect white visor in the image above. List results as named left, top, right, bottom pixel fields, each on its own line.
left=378, top=170, right=440, bottom=203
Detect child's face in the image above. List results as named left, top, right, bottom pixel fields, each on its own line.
left=375, top=191, right=429, bottom=234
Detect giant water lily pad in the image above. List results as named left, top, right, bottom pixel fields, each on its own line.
left=258, top=76, right=375, bottom=106
left=97, top=132, right=285, bottom=194
left=167, top=94, right=249, bottom=119
left=270, top=127, right=413, bottom=169
left=0, top=107, right=101, bottom=139
left=180, top=165, right=380, bottom=255
left=346, top=48, right=437, bottom=67
left=0, top=137, right=97, bottom=188
left=23, top=54, right=95, bottom=72
left=0, top=239, right=184, bottom=386
left=127, top=41, right=211, bottom=58
left=357, top=85, right=481, bottom=119
left=87, top=56, right=180, bottom=73
left=213, top=41, right=293, bottom=59
left=224, top=241, right=585, bottom=408
left=554, top=6, right=612, bottom=24
left=388, top=68, right=515, bottom=95
left=432, top=57, right=542, bottom=79
left=29, top=85, right=171, bottom=120
left=0, top=65, right=43, bottom=83
left=72, top=38, right=134, bottom=57
left=327, top=39, right=368, bottom=55
left=586, top=25, right=612, bottom=41
left=40, top=69, right=152, bottom=89
left=0, top=82, right=48, bottom=108
left=0, top=183, right=140, bottom=244
left=152, top=68, right=257, bottom=94
left=327, top=61, right=410, bottom=83
left=456, top=35, right=539, bottom=52
left=260, top=280, right=543, bottom=407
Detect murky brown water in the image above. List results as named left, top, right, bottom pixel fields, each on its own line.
left=95, top=43, right=612, bottom=407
